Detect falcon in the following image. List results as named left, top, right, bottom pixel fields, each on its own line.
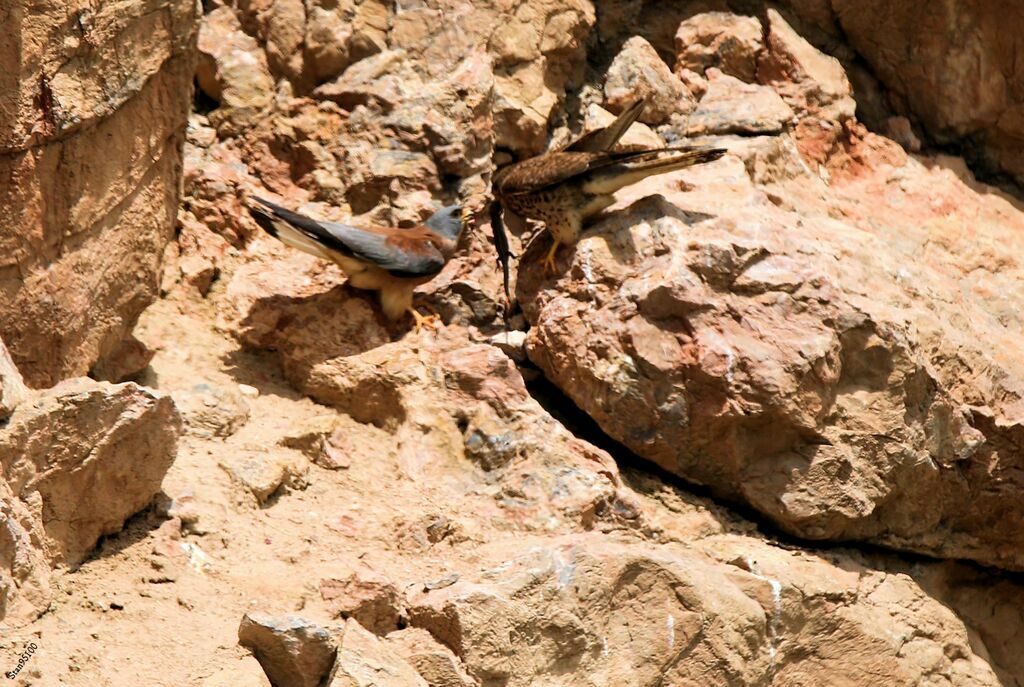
left=248, top=197, right=466, bottom=330
left=493, top=99, right=727, bottom=273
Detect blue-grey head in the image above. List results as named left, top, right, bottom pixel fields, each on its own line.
left=424, top=204, right=466, bottom=242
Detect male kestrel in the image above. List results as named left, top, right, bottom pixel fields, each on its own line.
left=493, top=99, right=727, bottom=273
left=248, top=197, right=466, bottom=330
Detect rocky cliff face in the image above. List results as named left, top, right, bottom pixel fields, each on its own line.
left=2, top=1, right=1024, bottom=686
left=0, top=0, right=199, bottom=387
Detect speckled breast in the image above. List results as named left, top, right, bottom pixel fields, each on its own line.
left=499, top=185, right=579, bottom=224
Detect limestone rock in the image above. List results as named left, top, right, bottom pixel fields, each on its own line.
left=320, top=573, right=404, bottom=635
left=0, top=478, right=52, bottom=625
left=758, top=9, right=855, bottom=122
left=406, top=534, right=1010, bottom=686
left=173, top=383, right=251, bottom=438
left=0, top=374, right=180, bottom=626
left=385, top=628, right=476, bottom=687
left=280, top=414, right=386, bottom=471
left=228, top=295, right=627, bottom=533
left=219, top=450, right=308, bottom=504
left=197, top=7, right=274, bottom=131
left=305, top=1, right=356, bottom=84
left=0, top=379, right=180, bottom=568
left=238, top=612, right=337, bottom=687
left=259, top=0, right=308, bottom=89
left=185, top=152, right=268, bottom=251
left=682, top=69, right=794, bottom=136
left=88, top=334, right=155, bottom=384
left=313, top=50, right=409, bottom=112
left=0, top=0, right=199, bottom=387
left=675, top=12, right=764, bottom=83
left=520, top=124, right=1024, bottom=570
left=604, top=36, right=695, bottom=125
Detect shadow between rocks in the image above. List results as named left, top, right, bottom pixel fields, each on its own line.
left=78, top=499, right=169, bottom=571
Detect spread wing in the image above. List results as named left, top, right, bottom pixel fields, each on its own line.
left=249, top=197, right=446, bottom=278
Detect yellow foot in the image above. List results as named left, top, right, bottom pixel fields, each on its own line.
left=408, top=307, right=441, bottom=333
left=542, top=240, right=560, bottom=276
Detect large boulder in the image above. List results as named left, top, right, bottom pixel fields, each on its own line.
left=0, top=379, right=181, bottom=567
left=521, top=126, right=1024, bottom=569
left=0, top=0, right=199, bottom=387
left=0, top=377, right=180, bottom=624
left=406, top=533, right=1011, bottom=686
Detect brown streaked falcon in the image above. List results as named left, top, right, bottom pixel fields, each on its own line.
left=248, top=197, right=467, bottom=330
left=492, top=98, right=727, bottom=274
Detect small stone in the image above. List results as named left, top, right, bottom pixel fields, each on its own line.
left=220, top=451, right=309, bottom=504
left=179, top=255, right=218, bottom=296
left=174, top=383, right=250, bottom=438
left=487, top=330, right=528, bottom=363
left=422, top=573, right=459, bottom=591
left=238, top=613, right=337, bottom=687
left=238, top=384, right=260, bottom=398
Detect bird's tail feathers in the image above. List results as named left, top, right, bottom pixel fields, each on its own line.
left=586, top=148, right=727, bottom=195
left=248, top=197, right=336, bottom=261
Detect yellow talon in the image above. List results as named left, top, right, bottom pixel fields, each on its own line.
left=409, top=307, right=441, bottom=333
left=542, top=240, right=560, bottom=276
